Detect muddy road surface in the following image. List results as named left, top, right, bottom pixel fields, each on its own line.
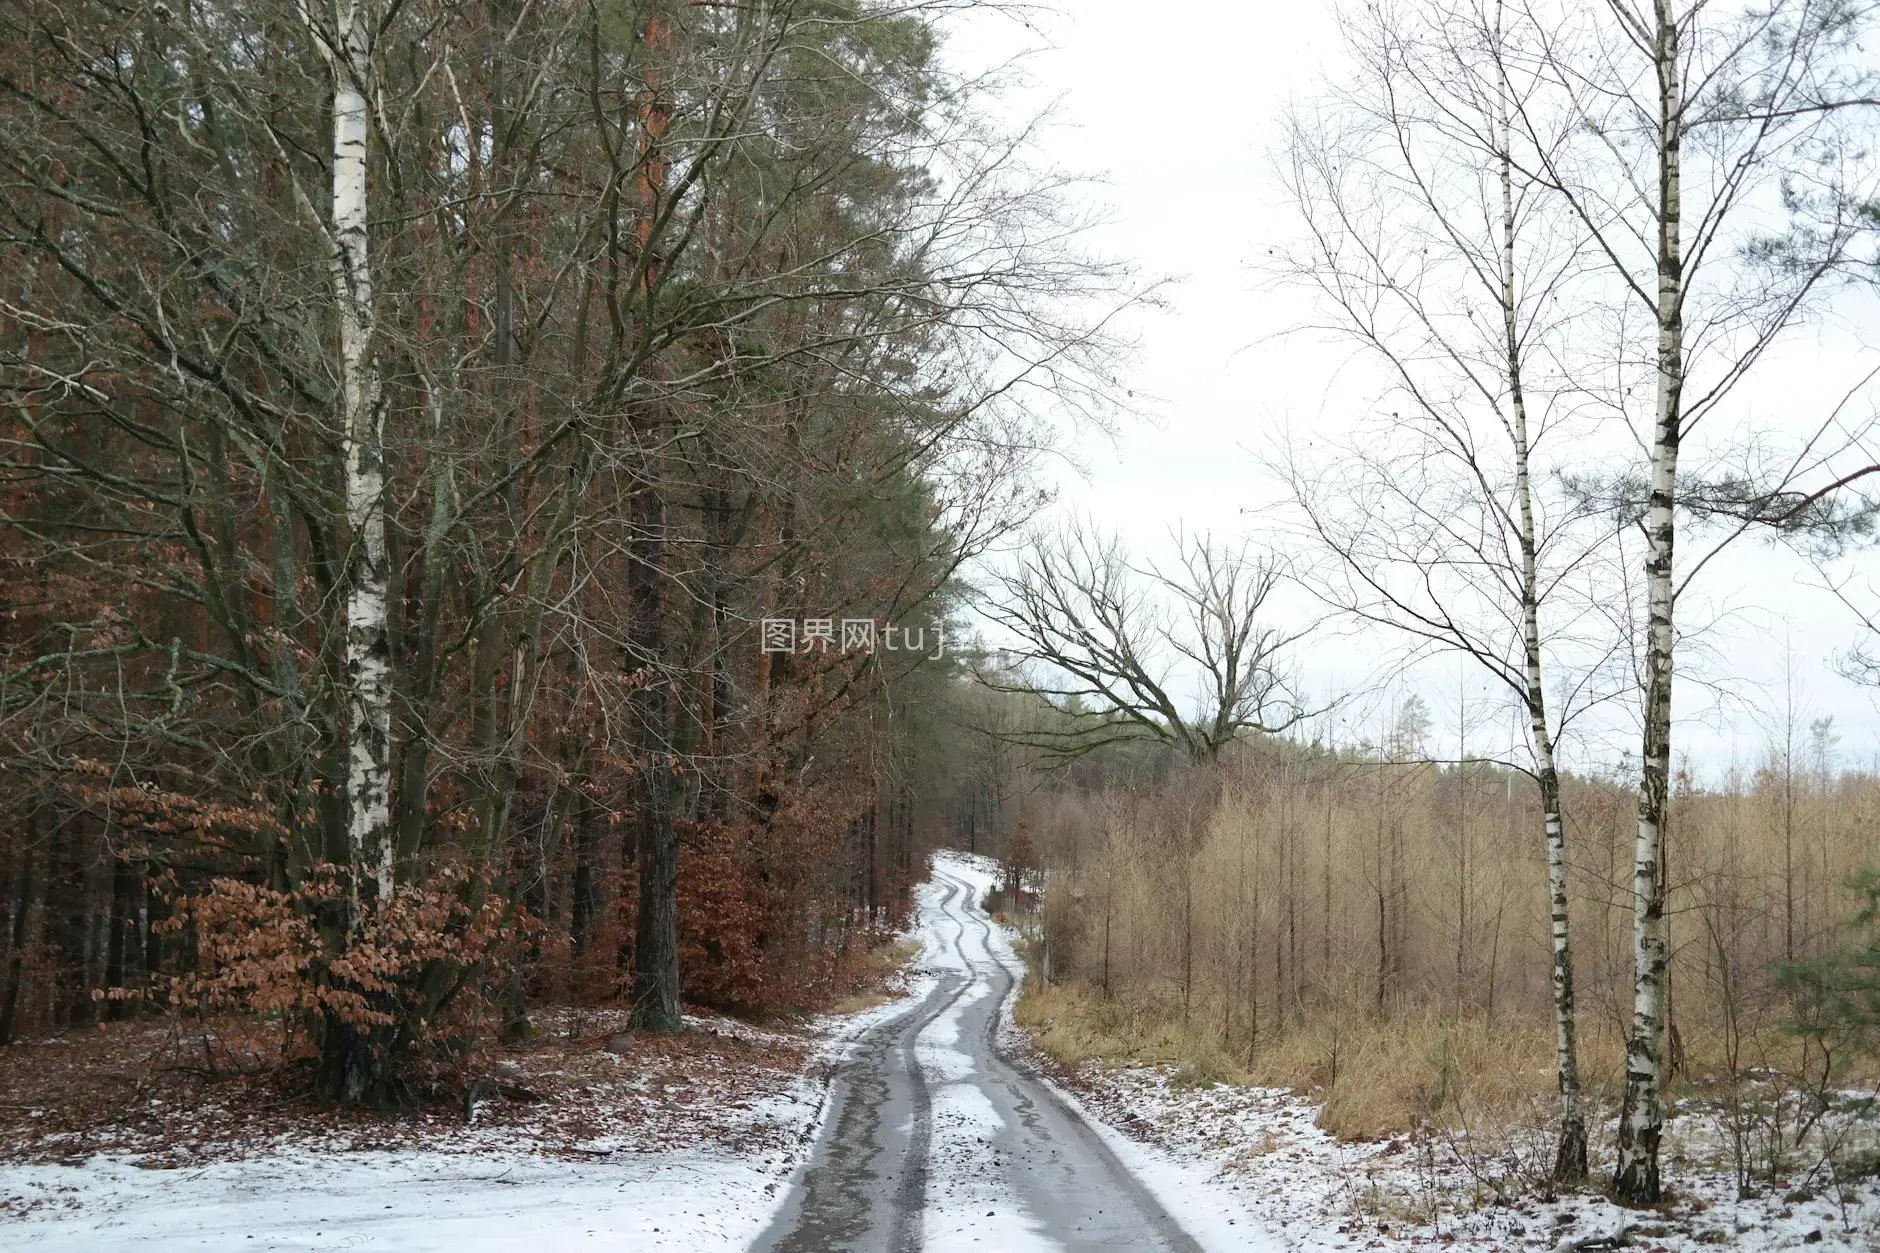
left=750, top=862, right=1204, bottom=1253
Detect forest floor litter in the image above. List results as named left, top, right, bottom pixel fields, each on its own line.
left=0, top=939, right=931, bottom=1248
left=0, top=1001, right=873, bottom=1250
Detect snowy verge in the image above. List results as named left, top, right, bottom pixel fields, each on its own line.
left=0, top=1147, right=784, bottom=1251
left=1007, top=1011, right=1880, bottom=1252
left=976, top=856, right=1879, bottom=1252
left=0, top=877, right=949, bottom=1252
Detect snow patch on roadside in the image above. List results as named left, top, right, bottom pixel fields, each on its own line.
left=1044, top=1084, right=1292, bottom=1253
left=0, top=859, right=960, bottom=1252
left=0, top=1150, right=784, bottom=1251
left=924, top=1197, right=1055, bottom=1253
left=1031, top=1060, right=1880, bottom=1251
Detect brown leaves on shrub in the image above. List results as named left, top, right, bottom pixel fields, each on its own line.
left=161, top=865, right=529, bottom=1074
left=679, top=784, right=909, bottom=1017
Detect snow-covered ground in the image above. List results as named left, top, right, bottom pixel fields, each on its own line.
left=1031, top=1058, right=1880, bottom=1251
left=1, top=1149, right=784, bottom=1251
left=0, top=1000, right=927, bottom=1252
left=0, top=889, right=946, bottom=1251
left=1010, top=1027, right=1880, bottom=1251
left=9, top=852, right=1872, bottom=1252
left=0, top=855, right=1047, bottom=1252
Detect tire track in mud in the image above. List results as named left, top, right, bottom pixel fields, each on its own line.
left=755, top=878, right=973, bottom=1253
left=884, top=876, right=974, bottom=1251
left=755, top=865, right=1205, bottom=1253
left=934, top=869, right=1204, bottom=1253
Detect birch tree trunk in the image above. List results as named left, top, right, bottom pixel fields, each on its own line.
left=1499, top=80, right=1587, bottom=1186
left=1614, top=0, right=1683, bottom=1206
left=1508, top=261, right=1587, bottom=1191
left=1276, top=6, right=1620, bottom=1184
left=304, top=0, right=397, bottom=1107
left=318, top=0, right=394, bottom=908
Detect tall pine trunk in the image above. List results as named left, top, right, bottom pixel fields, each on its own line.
left=627, top=6, right=682, bottom=1033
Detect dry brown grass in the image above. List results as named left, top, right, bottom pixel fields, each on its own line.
left=1017, top=976, right=1642, bottom=1139
left=1034, top=742, right=1880, bottom=1115
left=1014, top=980, right=1251, bottom=1086
left=1252, top=1011, right=1620, bottom=1140
left=1018, top=968, right=1880, bottom=1152
left=826, top=937, right=923, bottom=1015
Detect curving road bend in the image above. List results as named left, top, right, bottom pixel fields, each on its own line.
left=750, top=860, right=1204, bottom=1253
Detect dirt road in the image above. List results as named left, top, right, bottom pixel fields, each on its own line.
left=751, top=863, right=1204, bottom=1253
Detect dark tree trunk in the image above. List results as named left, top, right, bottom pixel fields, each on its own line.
left=624, top=2, right=681, bottom=1037
left=627, top=469, right=680, bottom=1032
left=317, top=1007, right=411, bottom=1110
left=48, top=814, right=87, bottom=1026
left=629, top=768, right=680, bottom=1030
left=104, top=855, right=135, bottom=1020
left=571, top=790, right=598, bottom=958
left=0, top=829, right=33, bottom=1045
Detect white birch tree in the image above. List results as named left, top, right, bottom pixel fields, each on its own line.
left=1274, top=0, right=1623, bottom=1184
left=301, top=0, right=394, bottom=910
left=1493, top=0, right=1879, bottom=1203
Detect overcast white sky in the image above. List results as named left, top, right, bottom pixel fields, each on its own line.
left=942, top=1, right=1880, bottom=780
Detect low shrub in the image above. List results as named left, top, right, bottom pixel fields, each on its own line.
left=162, top=864, right=528, bottom=1107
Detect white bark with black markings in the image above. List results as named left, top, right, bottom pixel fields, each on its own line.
left=309, top=0, right=394, bottom=904
left=1612, top=0, right=1682, bottom=1205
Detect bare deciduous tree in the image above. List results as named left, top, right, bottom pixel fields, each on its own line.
left=981, top=521, right=1310, bottom=762
left=1272, top=0, right=1626, bottom=1184
left=0, top=0, right=1134, bottom=1088
left=1491, top=0, right=1880, bottom=1203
